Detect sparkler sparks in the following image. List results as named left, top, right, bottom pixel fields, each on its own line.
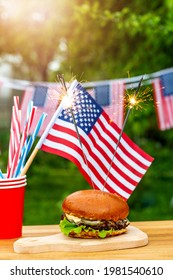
left=125, top=85, right=153, bottom=111
left=57, top=74, right=77, bottom=110
left=63, top=95, right=73, bottom=110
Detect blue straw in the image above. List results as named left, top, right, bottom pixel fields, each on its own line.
left=15, top=113, right=47, bottom=177
left=0, top=169, right=4, bottom=179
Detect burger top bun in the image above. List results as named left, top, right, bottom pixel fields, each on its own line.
left=62, top=189, right=129, bottom=222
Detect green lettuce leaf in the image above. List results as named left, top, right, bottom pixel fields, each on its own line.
left=59, top=218, right=115, bottom=238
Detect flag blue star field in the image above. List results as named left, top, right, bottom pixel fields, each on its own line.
left=153, top=72, right=173, bottom=130
left=40, top=82, right=154, bottom=200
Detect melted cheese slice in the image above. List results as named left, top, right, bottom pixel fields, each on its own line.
left=65, top=214, right=102, bottom=225
left=66, top=214, right=81, bottom=224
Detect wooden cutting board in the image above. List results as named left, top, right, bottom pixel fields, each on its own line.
left=13, top=226, right=148, bottom=254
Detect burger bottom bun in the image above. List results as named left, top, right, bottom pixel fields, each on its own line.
left=69, top=228, right=127, bottom=239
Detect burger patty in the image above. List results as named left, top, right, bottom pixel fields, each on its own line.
left=76, top=218, right=130, bottom=231
left=61, top=213, right=130, bottom=231
left=89, top=218, right=130, bottom=231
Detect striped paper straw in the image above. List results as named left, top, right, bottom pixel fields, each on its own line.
left=23, top=100, right=34, bottom=141
left=7, top=124, right=15, bottom=173
left=19, top=101, right=35, bottom=158
left=7, top=104, right=37, bottom=178
left=7, top=96, right=21, bottom=173
left=24, top=112, right=47, bottom=158
left=15, top=112, right=47, bottom=177
left=13, top=96, right=21, bottom=153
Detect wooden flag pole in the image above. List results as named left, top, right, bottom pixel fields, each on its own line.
left=20, top=147, right=39, bottom=176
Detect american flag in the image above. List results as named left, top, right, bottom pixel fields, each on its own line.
left=88, top=81, right=124, bottom=128
left=153, top=73, right=173, bottom=130
left=38, top=81, right=154, bottom=200
left=20, top=85, right=60, bottom=136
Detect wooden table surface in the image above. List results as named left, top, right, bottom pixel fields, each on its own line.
left=0, top=220, right=173, bottom=260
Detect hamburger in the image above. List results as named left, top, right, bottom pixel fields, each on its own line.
left=59, top=189, right=130, bottom=238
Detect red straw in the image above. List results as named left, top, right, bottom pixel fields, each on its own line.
left=7, top=105, right=37, bottom=178
left=7, top=123, right=15, bottom=172
left=7, top=96, right=21, bottom=174
left=13, top=96, right=21, bottom=151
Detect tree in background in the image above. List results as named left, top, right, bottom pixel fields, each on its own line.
left=0, top=0, right=173, bottom=82
left=0, top=0, right=76, bottom=80
left=60, top=0, right=173, bottom=80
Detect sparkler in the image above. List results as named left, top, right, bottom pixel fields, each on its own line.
left=103, top=76, right=144, bottom=190
left=125, top=82, right=152, bottom=111
left=57, top=74, right=95, bottom=188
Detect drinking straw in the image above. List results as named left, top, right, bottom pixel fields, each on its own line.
left=7, top=121, right=15, bottom=173
left=0, top=169, right=4, bottom=179
left=7, top=96, right=21, bottom=173
left=13, top=96, right=21, bottom=133
left=18, top=101, right=34, bottom=162
left=26, top=100, right=34, bottom=134
left=15, top=112, right=47, bottom=177
left=25, top=112, right=47, bottom=157
left=7, top=104, right=37, bottom=178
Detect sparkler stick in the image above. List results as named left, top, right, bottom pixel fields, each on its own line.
left=103, top=76, right=144, bottom=190
left=58, top=74, right=95, bottom=189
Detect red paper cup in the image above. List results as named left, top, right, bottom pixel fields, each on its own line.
left=0, top=176, right=26, bottom=239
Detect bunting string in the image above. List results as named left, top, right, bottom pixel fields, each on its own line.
left=0, top=66, right=173, bottom=90
left=0, top=66, right=173, bottom=132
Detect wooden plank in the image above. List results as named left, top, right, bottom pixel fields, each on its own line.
left=13, top=226, right=148, bottom=254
